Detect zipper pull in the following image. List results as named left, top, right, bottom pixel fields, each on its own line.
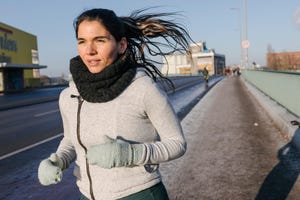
left=71, top=94, right=83, bottom=101
left=71, top=94, right=79, bottom=99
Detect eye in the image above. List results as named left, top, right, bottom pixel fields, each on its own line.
left=77, top=40, right=85, bottom=45
left=95, top=36, right=108, bottom=43
left=96, top=38, right=105, bottom=43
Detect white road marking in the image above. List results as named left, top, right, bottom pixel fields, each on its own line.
left=34, top=109, right=59, bottom=117
left=0, top=133, right=63, bottom=160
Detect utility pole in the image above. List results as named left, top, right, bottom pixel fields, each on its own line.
left=243, top=0, right=249, bottom=68
left=230, top=7, right=243, bottom=68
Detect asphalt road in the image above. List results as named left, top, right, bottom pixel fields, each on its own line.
left=0, top=87, right=65, bottom=111
left=0, top=101, right=63, bottom=157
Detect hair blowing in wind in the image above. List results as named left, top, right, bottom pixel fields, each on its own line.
left=119, top=8, right=194, bottom=79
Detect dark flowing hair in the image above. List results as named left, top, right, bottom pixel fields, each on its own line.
left=73, top=7, right=194, bottom=87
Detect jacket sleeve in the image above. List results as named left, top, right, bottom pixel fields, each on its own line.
left=136, top=81, right=187, bottom=165
left=55, top=89, right=76, bottom=169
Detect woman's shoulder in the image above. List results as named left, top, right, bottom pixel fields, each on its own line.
left=133, top=68, right=154, bottom=83
left=131, top=68, right=158, bottom=90
left=59, top=81, right=79, bottom=99
left=129, top=68, right=168, bottom=98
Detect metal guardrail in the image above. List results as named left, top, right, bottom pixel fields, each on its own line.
left=242, top=69, right=300, bottom=117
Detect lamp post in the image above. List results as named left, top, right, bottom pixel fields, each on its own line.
left=243, top=0, right=249, bottom=68
left=230, top=7, right=243, bottom=68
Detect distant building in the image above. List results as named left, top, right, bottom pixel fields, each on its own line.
left=0, top=21, right=47, bottom=92
left=267, top=51, right=300, bottom=71
left=40, top=75, right=69, bottom=87
left=161, top=41, right=226, bottom=75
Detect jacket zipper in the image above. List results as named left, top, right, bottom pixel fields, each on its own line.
left=71, top=95, right=96, bottom=200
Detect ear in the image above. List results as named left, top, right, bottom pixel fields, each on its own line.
left=118, top=37, right=127, bottom=54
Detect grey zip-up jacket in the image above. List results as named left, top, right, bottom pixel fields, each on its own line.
left=56, top=70, right=186, bottom=200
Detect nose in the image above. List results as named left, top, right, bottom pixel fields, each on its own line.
left=86, top=43, right=97, bottom=55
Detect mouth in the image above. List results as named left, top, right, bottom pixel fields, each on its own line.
left=86, top=59, right=100, bottom=67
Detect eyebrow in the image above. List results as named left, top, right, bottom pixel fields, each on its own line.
left=77, top=36, right=110, bottom=41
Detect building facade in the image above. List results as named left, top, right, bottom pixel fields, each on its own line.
left=267, top=51, right=300, bottom=71
left=0, top=22, right=46, bottom=92
left=161, top=41, right=226, bottom=76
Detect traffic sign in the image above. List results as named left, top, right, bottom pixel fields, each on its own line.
left=241, top=40, right=250, bottom=49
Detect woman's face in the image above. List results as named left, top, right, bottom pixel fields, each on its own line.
left=77, top=20, right=127, bottom=73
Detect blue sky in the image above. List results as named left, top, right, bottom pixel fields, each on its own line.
left=1, top=0, right=299, bottom=76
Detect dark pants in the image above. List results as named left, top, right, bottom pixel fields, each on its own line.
left=80, top=182, right=169, bottom=200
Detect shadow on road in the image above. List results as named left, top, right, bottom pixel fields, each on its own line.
left=255, top=124, right=300, bottom=200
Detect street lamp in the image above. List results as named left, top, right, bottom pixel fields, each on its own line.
left=230, top=7, right=243, bottom=68
left=243, top=0, right=249, bottom=68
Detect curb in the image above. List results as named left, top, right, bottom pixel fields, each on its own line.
left=176, top=77, right=223, bottom=120
left=241, top=77, right=300, bottom=140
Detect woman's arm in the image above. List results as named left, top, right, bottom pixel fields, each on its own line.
left=55, top=89, right=77, bottom=169
left=137, top=81, right=187, bottom=165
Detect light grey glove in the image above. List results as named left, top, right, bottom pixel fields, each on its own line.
left=87, top=135, right=144, bottom=169
left=38, top=153, right=64, bottom=186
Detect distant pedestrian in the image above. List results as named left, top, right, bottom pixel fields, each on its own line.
left=37, top=7, right=193, bottom=200
left=236, top=67, right=241, bottom=76
left=202, top=67, right=209, bottom=86
left=225, top=67, right=231, bottom=76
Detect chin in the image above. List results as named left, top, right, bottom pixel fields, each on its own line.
left=88, top=67, right=103, bottom=74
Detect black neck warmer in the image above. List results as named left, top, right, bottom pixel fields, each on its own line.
left=70, top=53, right=137, bottom=103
